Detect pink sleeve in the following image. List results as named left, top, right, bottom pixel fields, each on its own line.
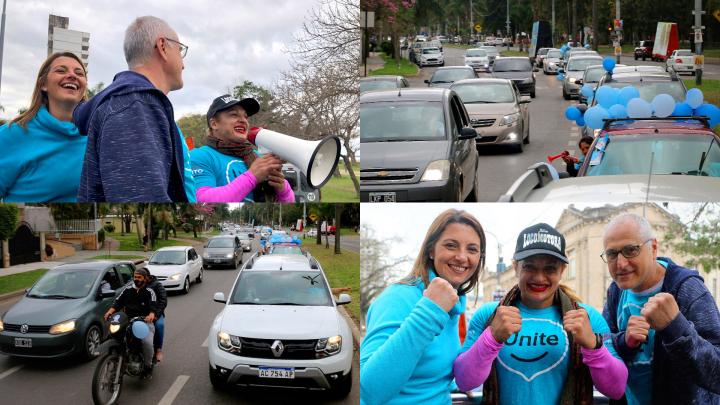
left=277, top=180, right=295, bottom=203
left=453, top=327, right=503, bottom=391
left=580, top=346, right=628, bottom=400
left=195, top=171, right=257, bottom=202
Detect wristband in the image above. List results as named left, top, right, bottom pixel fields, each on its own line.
left=594, top=333, right=603, bottom=350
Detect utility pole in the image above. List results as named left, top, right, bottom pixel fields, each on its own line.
left=572, top=0, right=577, bottom=46
left=506, top=0, right=510, bottom=51
left=552, top=0, right=555, bottom=45
left=693, top=0, right=704, bottom=85
left=615, top=0, right=622, bottom=63
left=592, top=0, right=597, bottom=50
left=0, top=0, right=7, bottom=98
left=469, top=0, right=474, bottom=43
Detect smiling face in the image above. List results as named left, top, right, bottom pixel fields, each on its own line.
left=603, top=220, right=660, bottom=292
left=42, top=56, right=87, bottom=107
left=210, top=105, right=249, bottom=143
left=515, top=255, right=565, bottom=309
left=430, top=223, right=482, bottom=289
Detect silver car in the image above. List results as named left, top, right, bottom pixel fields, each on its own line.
left=464, top=48, right=490, bottom=72
left=543, top=49, right=562, bottom=74
left=561, top=55, right=603, bottom=99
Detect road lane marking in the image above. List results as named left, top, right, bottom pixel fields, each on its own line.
left=158, top=375, right=190, bottom=405
left=0, top=365, right=23, bottom=381
left=202, top=337, right=208, bottom=347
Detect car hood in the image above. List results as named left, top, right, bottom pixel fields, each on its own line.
left=145, top=264, right=187, bottom=276
left=421, top=53, right=442, bottom=58
left=220, top=305, right=340, bottom=338
left=3, top=296, right=91, bottom=325
left=204, top=247, right=233, bottom=254
left=465, top=103, right=517, bottom=116
left=361, top=141, right=449, bottom=169
left=519, top=175, right=720, bottom=202
left=465, top=57, right=489, bottom=63
left=492, top=71, right=533, bottom=80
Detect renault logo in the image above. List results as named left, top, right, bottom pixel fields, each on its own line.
left=270, top=340, right=285, bottom=358
left=20, top=324, right=29, bottom=334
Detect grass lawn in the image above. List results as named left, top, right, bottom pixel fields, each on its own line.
left=369, top=52, right=419, bottom=76
left=597, top=44, right=635, bottom=56
left=684, top=79, right=720, bottom=106
left=302, top=243, right=360, bottom=324
left=321, top=164, right=359, bottom=202
left=88, top=254, right=146, bottom=261
left=445, top=44, right=476, bottom=50
left=703, top=49, right=720, bottom=58
left=0, top=269, right=48, bottom=295
left=500, top=50, right=528, bottom=57
left=110, top=233, right=188, bottom=251
left=338, top=228, right=359, bottom=236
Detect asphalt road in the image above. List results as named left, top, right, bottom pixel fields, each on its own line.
left=0, top=239, right=359, bottom=405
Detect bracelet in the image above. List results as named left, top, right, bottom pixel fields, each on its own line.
left=593, top=333, right=603, bottom=350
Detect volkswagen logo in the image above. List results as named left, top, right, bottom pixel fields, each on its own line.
left=270, top=340, right=285, bottom=358
left=20, top=324, right=29, bottom=334
left=377, top=171, right=390, bottom=177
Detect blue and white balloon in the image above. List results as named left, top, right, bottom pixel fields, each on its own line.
left=627, top=98, right=653, bottom=118
left=608, top=104, right=628, bottom=119
left=596, top=86, right=618, bottom=108
left=672, top=102, right=693, bottom=117
left=686, top=88, right=704, bottom=109
left=581, top=84, right=595, bottom=99
left=602, top=57, right=616, bottom=73
left=618, top=86, right=640, bottom=106
left=651, top=94, right=675, bottom=118
left=132, top=320, right=150, bottom=339
left=584, top=105, right=610, bottom=129
left=565, top=106, right=581, bottom=121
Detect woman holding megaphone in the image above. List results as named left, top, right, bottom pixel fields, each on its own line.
left=189, top=94, right=295, bottom=202
left=360, top=209, right=486, bottom=405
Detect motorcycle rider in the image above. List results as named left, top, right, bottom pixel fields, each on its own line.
left=104, top=268, right=158, bottom=379
left=145, top=269, right=167, bottom=363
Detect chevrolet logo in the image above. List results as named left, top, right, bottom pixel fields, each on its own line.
left=377, top=171, right=390, bottom=177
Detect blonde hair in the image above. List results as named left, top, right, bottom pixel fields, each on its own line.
left=9, top=52, right=87, bottom=130
left=400, top=209, right=486, bottom=295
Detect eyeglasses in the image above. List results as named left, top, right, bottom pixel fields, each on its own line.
left=600, top=239, right=652, bottom=263
left=163, top=37, right=188, bottom=58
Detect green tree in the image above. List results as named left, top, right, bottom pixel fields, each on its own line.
left=0, top=204, right=20, bottom=268
left=666, top=203, right=720, bottom=274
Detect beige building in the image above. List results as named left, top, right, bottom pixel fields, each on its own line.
left=48, top=14, right=90, bottom=67
left=479, top=203, right=720, bottom=313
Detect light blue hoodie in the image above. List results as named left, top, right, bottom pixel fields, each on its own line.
left=360, top=270, right=466, bottom=405
left=0, top=105, right=87, bottom=202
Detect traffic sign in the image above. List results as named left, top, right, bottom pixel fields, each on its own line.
left=474, top=23, right=482, bottom=33
left=309, top=214, right=318, bottom=221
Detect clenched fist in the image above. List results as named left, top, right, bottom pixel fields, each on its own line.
left=641, top=292, right=680, bottom=331
left=423, top=277, right=458, bottom=313
left=490, top=305, right=522, bottom=343
left=563, top=309, right=595, bottom=349
left=624, top=315, right=650, bottom=348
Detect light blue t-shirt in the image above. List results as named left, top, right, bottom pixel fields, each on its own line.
left=176, top=127, right=196, bottom=202
left=463, top=300, right=619, bottom=405
left=616, top=259, right=668, bottom=405
left=0, top=105, right=87, bottom=202
left=189, top=145, right=255, bottom=202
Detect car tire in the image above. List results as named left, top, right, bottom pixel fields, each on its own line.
left=196, top=267, right=203, bottom=283
left=642, top=56, right=646, bottom=61
left=329, top=369, right=353, bottom=399
left=182, top=277, right=190, bottom=295
left=209, top=364, right=228, bottom=391
left=523, top=119, right=530, bottom=144
left=530, top=90, right=536, bottom=98
left=513, top=139, right=524, bottom=153
left=83, top=324, right=102, bottom=360
left=563, top=88, right=570, bottom=100
left=634, top=55, right=638, bottom=60
left=464, top=168, right=480, bottom=202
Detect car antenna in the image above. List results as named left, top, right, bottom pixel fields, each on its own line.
left=398, top=87, right=402, bottom=97
left=644, top=150, right=655, bottom=207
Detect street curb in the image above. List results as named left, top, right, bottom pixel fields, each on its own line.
left=338, top=306, right=363, bottom=347
left=0, top=289, right=26, bottom=302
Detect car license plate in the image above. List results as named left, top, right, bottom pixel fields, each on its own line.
left=369, top=192, right=396, bottom=203
left=258, top=367, right=295, bottom=379
left=214, top=259, right=222, bottom=263
left=14, top=338, right=32, bottom=348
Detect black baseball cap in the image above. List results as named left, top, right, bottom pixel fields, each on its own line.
left=206, top=94, right=260, bottom=127
left=513, top=223, right=568, bottom=263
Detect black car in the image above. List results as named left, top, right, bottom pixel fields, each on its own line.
left=0, top=261, right=137, bottom=360
left=425, top=66, right=477, bottom=88
left=634, top=40, right=654, bottom=61
left=203, top=235, right=243, bottom=269
left=491, top=57, right=538, bottom=98
left=360, top=88, right=480, bottom=202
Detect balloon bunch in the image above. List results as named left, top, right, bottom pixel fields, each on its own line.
left=555, top=43, right=574, bottom=82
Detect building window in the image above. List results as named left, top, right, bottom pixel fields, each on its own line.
left=82, top=45, right=89, bottom=51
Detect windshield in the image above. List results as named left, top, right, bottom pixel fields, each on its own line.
left=149, top=250, right=186, bottom=265
left=270, top=246, right=303, bottom=255
left=422, top=47, right=440, bottom=54
left=466, top=49, right=487, bottom=57
left=431, top=69, right=474, bottom=83
left=599, top=80, right=686, bottom=102
left=538, top=48, right=549, bottom=55
left=547, top=50, right=561, bottom=58
left=676, top=50, right=693, bottom=56
left=584, top=68, right=605, bottom=83
left=567, top=58, right=603, bottom=71
left=238, top=234, right=250, bottom=240
left=480, top=47, right=498, bottom=55
left=360, top=80, right=397, bottom=93
left=492, top=59, right=532, bottom=72
left=231, top=271, right=332, bottom=306
left=361, top=102, right=446, bottom=142
left=453, top=83, right=515, bottom=104
left=585, top=134, right=720, bottom=177
left=28, top=269, right=98, bottom=299
left=207, top=238, right=235, bottom=248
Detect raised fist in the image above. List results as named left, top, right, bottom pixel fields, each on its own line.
left=490, top=305, right=522, bottom=343
left=563, top=308, right=595, bottom=349
left=625, top=315, right=650, bottom=348
left=423, top=277, right=458, bottom=313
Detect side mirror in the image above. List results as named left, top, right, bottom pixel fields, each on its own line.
left=213, top=292, right=227, bottom=304
left=336, top=293, right=352, bottom=306
left=424, top=79, right=430, bottom=84
left=459, top=127, right=477, bottom=140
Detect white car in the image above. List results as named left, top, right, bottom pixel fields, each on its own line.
left=307, top=228, right=318, bottom=238
left=666, top=49, right=696, bottom=75
left=208, top=254, right=353, bottom=397
left=464, top=48, right=490, bottom=72
left=146, top=246, right=203, bottom=294
left=238, top=233, right=252, bottom=252
left=419, top=47, right=444, bottom=67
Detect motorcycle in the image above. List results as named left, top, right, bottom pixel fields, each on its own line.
left=91, top=312, right=152, bottom=405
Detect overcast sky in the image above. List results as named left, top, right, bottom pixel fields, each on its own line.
left=362, top=203, right=700, bottom=283
left=0, top=0, right=326, bottom=120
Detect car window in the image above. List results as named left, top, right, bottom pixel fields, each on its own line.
left=676, top=50, right=693, bottom=57
left=207, top=238, right=235, bottom=248
left=149, top=250, right=186, bottom=265
left=432, top=69, right=474, bottom=83
left=231, top=271, right=333, bottom=306
left=585, top=134, right=720, bottom=176
left=360, top=80, right=398, bottom=93
left=269, top=246, right=303, bottom=255
left=360, top=101, right=446, bottom=141
left=27, top=269, right=99, bottom=299
left=466, top=49, right=487, bottom=57
left=567, top=58, right=603, bottom=71
left=453, top=83, right=515, bottom=104
left=492, top=59, right=532, bottom=71
left=422, top=47, right=440, bottom=54
left=116, top=264, right=134, bottom=283
left=547, top=50, right=561, bottom=58
left=584, top=68, right=605, bottom=83
left=103, top=268, right=123, bottom=290
left=449, top=97, right=463, bottom=134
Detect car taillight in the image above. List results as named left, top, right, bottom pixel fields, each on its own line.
left=675, top=58, right=682, bottom=63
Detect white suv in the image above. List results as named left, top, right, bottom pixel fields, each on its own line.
left=208, top=253, right=353, bottom=398
left=146, top=246, right=203, bottom=294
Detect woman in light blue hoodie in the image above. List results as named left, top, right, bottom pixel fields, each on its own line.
left=360, top=209, right=486, bottom=405
left=0, top=52, right=88, bottom=202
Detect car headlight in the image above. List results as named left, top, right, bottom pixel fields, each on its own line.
left=420, top=160, right=450, bottom=182
left=316, top=335, right=342, bottom=357
left=0, top=318, right=3, bottom=332
left=49, top=319, right=76, bottom=335
left=225, top=253, right=233, bottom=258
left=203, top=252, right=209, bottom=258
left=500, top=113, right=520, bottom=126
left=109, top=323, right=121, bottom=334
left=217, top=331, right=241, bottom=353
left=169, top=273, right=183, bottom=281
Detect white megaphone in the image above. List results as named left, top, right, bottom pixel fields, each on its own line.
left=248, top=127, right=341, bottom=188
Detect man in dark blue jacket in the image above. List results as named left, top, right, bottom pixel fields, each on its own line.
left=74, top=16, right=188, bottom=202
left=601, top=213, right=720, bottom=405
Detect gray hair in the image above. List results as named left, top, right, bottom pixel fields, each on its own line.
left=604, top=213, right=655, bottom=241
left=124, top=16, right=174, bottom=68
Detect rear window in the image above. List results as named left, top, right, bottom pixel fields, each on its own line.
left=452, top=83, right=515, bottom=104
left=231, top=271, right=332, bottom=306
left=466, top=49, right=487, bottom=57
left=567, top=58, right=603, bottom=71
left=431, top=69, right=475, bottom=83
left=360, top=80, right=397, bottom=93
left=598, top=80, right=686, bottom=102
left=361, top=101, right=446, bottom=142
left=676, top=50, right=693, bottom=57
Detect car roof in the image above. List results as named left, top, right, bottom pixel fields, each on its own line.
left=451, top=78, right=512, bottom=86
left=360, top=75, right=402, bottom=82
left=52, top=260, right=131, bottom=271
left=360, top=87, right=449, bottom=103
left=247, top=254, right=315, bottom=271
left=494, top=56, right=530, bottom=61
left=611, top=65, right=666, bottom=74
left=602, top=119, right=714, bottom=134
left=155, top=246, right=191, bottom=251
